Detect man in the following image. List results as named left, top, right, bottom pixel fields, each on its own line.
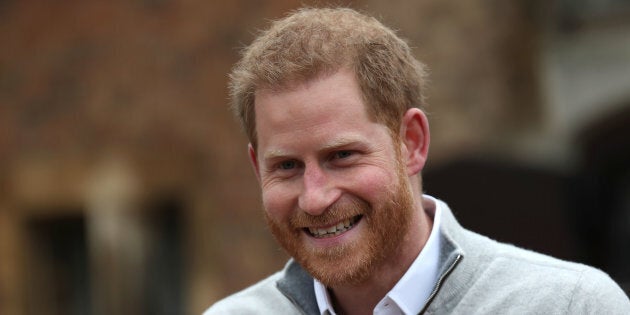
left=206, top=7, right=630, bottom=314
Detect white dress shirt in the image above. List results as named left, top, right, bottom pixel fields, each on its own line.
left=314, top=195, right=443, bottom=315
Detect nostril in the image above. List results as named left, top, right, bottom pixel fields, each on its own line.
left=298, top=187, right=340, bottom=216
left=298, top=189, right=341, bottom=216
left=298, top=193, right=327, bottom=216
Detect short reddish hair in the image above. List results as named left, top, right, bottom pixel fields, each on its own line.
left=230, top=7, right=428, bottom=149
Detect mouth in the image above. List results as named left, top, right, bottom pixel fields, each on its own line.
left=305, top=215, right=363, bottom=238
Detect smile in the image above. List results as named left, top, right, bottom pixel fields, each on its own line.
left=306, top=215, right=362, bottom=238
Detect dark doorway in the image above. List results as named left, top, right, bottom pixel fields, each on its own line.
left=25, top=212, right=91, bottom=315
left=424, top=157, right=577, bottom=261
left=575, top=104, right=630, bottom=294
left=143, top=196, right=184, bottom=315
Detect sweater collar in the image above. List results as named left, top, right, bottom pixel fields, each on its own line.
left=277, top=259, right=320, bottom=315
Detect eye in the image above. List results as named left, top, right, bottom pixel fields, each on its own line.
left=333, top=151, right=353, bottom=159
left=279, top=160, right=297, bottom=170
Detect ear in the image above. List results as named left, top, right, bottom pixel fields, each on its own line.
left=248, top=143, right=262, bottom=182
left=399, top=108, right=430, bottom=176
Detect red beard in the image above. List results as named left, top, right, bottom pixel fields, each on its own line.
left=264, top=161, right=414, bottom=287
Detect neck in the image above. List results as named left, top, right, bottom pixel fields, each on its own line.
left=328, top=200, right=432, bottom=315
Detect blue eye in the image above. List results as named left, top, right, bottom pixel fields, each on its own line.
left=335, top=151, right=353, bottom=159
left=279, top=160, right=296, bottom=170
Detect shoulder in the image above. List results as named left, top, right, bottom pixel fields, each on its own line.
left=203, top=271, right=301, bottom=315
left=454, top=230, right=630, bottom=312
left=491, top=239, right=616, bottom=288
left=561, top=262, right=630, bottom=313
left=425, top=199, right=629, bottom=313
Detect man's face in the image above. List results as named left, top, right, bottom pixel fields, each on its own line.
left=251, top=69, right=415, bottom=286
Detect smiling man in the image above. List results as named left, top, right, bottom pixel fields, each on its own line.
left=254, top=67, right=429, bottom=301
left=205, top=7, right=630, bottom=315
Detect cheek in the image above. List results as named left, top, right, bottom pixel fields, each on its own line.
left=346, top=167, right=399, bottom=201
left=261, top=184, right=296, bottom=221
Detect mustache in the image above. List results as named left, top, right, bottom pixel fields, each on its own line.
left=290, top=197, right=370, bottom=228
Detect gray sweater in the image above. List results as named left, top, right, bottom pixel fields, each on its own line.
left=205, top=200, right=630, bottom=314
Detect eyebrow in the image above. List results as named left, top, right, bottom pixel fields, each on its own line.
left=320, top=136, right=364, bottom=151
left=262, top=135, right=366, bottom=161
left=263, top=149, right=292, bottom=162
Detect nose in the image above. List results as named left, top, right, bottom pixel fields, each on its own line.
left=298, top=163, right=339, bottom=216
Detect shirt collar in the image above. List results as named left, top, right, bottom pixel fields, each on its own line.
left=314, top=195, right=443, bottom=315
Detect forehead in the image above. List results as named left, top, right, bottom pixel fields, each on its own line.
left=255, top=69, right=366, bottom=124
left=253, top=69, right=386, bottom=153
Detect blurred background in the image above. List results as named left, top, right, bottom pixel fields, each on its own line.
left=1, top=0, right=629, bottom=314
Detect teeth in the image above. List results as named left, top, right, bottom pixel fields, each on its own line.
left=307, top=216, right=360, bottom=238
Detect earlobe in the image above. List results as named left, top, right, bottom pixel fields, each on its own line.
left=248, top=143, right=262, bottom=182
left=400, top=108, right=430, bottom=176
